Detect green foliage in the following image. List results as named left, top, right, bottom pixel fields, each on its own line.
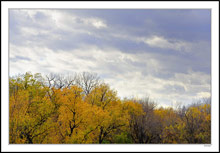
left=112, top=132, right=133, bottom=144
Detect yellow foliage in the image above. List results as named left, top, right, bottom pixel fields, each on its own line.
left=9, top=72, right=211, bottom=144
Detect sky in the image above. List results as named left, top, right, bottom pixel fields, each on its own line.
left=9, top=9, right=211, bottom=107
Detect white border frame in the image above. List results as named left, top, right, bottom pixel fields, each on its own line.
left=1, top=1, right=219, bottom=152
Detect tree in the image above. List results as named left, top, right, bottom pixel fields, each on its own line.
left=183, top=103, right=211, bottom=143
left=76, top=72, right=100, bottom=96
left=9, top=72, right=54, bottom=143
left=85, top=83, right=128, bottom=143
left=125, top=98, right=161, bottom=143
left=57, top=86, right=91, bottom=143
left=85, top=83, right=117, bottom=109
left=9, top=72, right=211, bottom=144
left=45, top=73, right=76, bottom=89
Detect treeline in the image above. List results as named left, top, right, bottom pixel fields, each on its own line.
left=9, top=72, right=211, bottom=144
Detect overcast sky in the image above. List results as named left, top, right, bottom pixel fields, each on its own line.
left=9, top=9, right=211, bottom=107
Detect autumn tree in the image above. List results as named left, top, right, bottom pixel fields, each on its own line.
left=183, top=103, right=211, bottom=143
left=76, top=72, right=100, bottom=96
left=56, top=85, right=99, bottom=143
left=9, top=72, right=55, bottom=143
left=125, top=98, right=162, bottom=143
left=9, top=72, right=211, bottom=144
left=159, top=100, right=211, bottom=144
left=85, top=83, right=128, bottom=143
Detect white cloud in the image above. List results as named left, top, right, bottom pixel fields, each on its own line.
left=143, top=35, right=192, bottom=52
left=9, top=9, right=211, bottom=107
left=104, top=66, right=210, bottom=106
left=82, top=18, right=107, bottom=29
left=109, top=33, right=197, bottom=53
left=196, top=92, right=211, bottom=99
left=20, top=10, right=39, bottom=19
left=20, top=26, right=50, bottom=36
left=41, top=10, right=107, bottom=30
left=11, top=9, right=107, bottom=37
left=10, top=39, right=210, bottom=105
left=10, top=40, right=211, bottom=107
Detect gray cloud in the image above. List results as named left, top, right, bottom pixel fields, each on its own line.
left=9, top=9, right=211, bottom=107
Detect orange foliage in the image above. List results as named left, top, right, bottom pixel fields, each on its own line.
left=9, top=72, right=211, bottom=144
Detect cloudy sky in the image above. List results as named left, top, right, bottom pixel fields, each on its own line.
left=9, top=9, right=211, bottom=107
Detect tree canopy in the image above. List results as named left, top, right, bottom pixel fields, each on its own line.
left=9, top=72, right=211, bottom=144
